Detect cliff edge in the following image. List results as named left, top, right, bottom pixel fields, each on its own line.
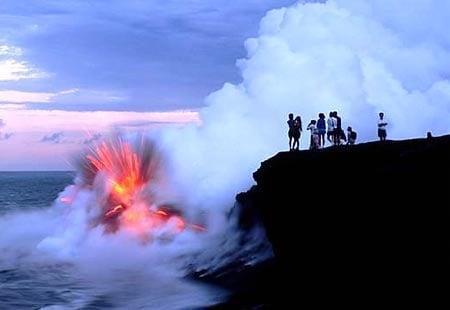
left=235, top=135, right=449, bottom=305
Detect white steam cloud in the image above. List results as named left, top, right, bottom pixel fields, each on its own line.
left=2, top=0, right=450, bottom=308
left=165, top=0, right=450, bottom=211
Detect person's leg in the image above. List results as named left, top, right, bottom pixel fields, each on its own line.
left=298, top=133, right=301, bottom=150
left=381, top=130, right=386, bottom=141
left=289, top=136, right=293, bottom=150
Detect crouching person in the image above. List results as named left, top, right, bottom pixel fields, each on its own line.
left=347, top=126, right=357, bottom=145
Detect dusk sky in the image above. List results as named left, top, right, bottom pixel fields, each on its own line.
left=0, top=0, right=297, bottom=170
left=3, top=0, right=449, bottom=171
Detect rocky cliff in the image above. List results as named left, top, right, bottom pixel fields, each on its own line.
left=233, top=135, right=449, bottom=306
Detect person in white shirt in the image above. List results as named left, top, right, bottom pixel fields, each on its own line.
left=327, top=112, right=336, bottom=145
left=378, top=112, right=388, bottom=141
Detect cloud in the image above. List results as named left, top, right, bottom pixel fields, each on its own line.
left=0, top=108, right=201, bottom=170
left=162, top=0, right=450, bottom=213
left=0, top=103, right=26, bottom=110
left=40, top=131, right=64, bottom=144
left=0, top=59, right=47, bottom=81
left=0, top=0, right=297, bottom=110
left=0, top=132, right=13, bottom=140
left=0, top=108, right=200, bottom=134
left=0, top=88, right=128, bottom=108
left=0, top=118, right=13, bottom=140
left=0, top=44, right=22, bottom=57
left=0, top=88, right=107, bottom=108
left=112, top=116, right=201, bottom=129
left=82, top=133, right=102, bottom=144
left=0, top=90, right=57, bottom=103
left=0, top=44, right=47, bottom=81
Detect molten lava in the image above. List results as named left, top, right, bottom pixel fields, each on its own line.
left=74, top=136, right=203, bottom=237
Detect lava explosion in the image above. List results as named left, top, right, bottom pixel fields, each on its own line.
left=63, top=135, right=203, bottom=240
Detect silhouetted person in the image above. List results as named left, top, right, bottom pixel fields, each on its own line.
left=287, top=113, right=295, bottom=150
left=378, top=112, right=388, bottom=141
left=317, top=113, right=326, bottom=147
left=307, top=120, right=319, bottom=150
left=347, top=126, right=357, bottom=145
left=327, top=112, right=336, bottom=144
left=292, top=116, right=302, bottom=151
left=333, top=111, right=346, bottom=145
left=427, top=132, right=433, bottom=139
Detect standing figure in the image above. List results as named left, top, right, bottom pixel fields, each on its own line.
left=347, top=126, right=357, bottom=145
left=378, top=112, right=388, bottom=141
left=292, top=116, right=302, bottom=151
left=327, top=112, right=336, bottom=144
left=317, top=113, right=326, bottom=147
left=307, top=120, right=320, bottom=150
left=333, top=111, right=346, bottom=145
left=287, top=113, right=295, bottom=150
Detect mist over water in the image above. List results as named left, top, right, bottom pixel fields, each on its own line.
left=0, top=172, right=228, bottom=309
left=2, top=0, right=450, bottom=308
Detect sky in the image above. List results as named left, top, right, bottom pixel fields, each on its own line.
left=2, top=0, right=449, bottom=172
left=0, top=0, right=297, bottom=170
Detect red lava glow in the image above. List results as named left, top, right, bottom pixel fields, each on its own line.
left=78, top=136, right=205, bottom=237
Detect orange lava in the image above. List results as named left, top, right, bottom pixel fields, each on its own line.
left=83, top=137, right=202, bottom=237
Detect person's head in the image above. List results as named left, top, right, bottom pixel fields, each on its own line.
left=347, top=126, right=352, bottom=132
left=289, top=113, right=294, bottom=120
left=319, top=113, right=325, bottom=119
left=295, top=116, right=301, bottom=121
left=379, top=112, right=384, bottom=119
left=310, top=120, right=316, bottom=124
left=329, top=112, right=333, bottom=118
left=333, top=111, right=338, bottom=117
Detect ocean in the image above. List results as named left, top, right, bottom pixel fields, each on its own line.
left=0, top=172, right=74, bottom=215
left=0, top=172, right=225, bottom=310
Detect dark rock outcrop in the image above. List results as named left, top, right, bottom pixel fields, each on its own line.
left=236, top=135, right=449, bottom=306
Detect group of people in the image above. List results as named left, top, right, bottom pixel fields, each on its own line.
left=287, top=111, right=388, bottom=151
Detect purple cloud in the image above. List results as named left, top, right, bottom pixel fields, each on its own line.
left=0, top=132, right=13, bottom=140
left=40, top=132, right=64, bottom=144
left=82, top=133, right=102, bottom=144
